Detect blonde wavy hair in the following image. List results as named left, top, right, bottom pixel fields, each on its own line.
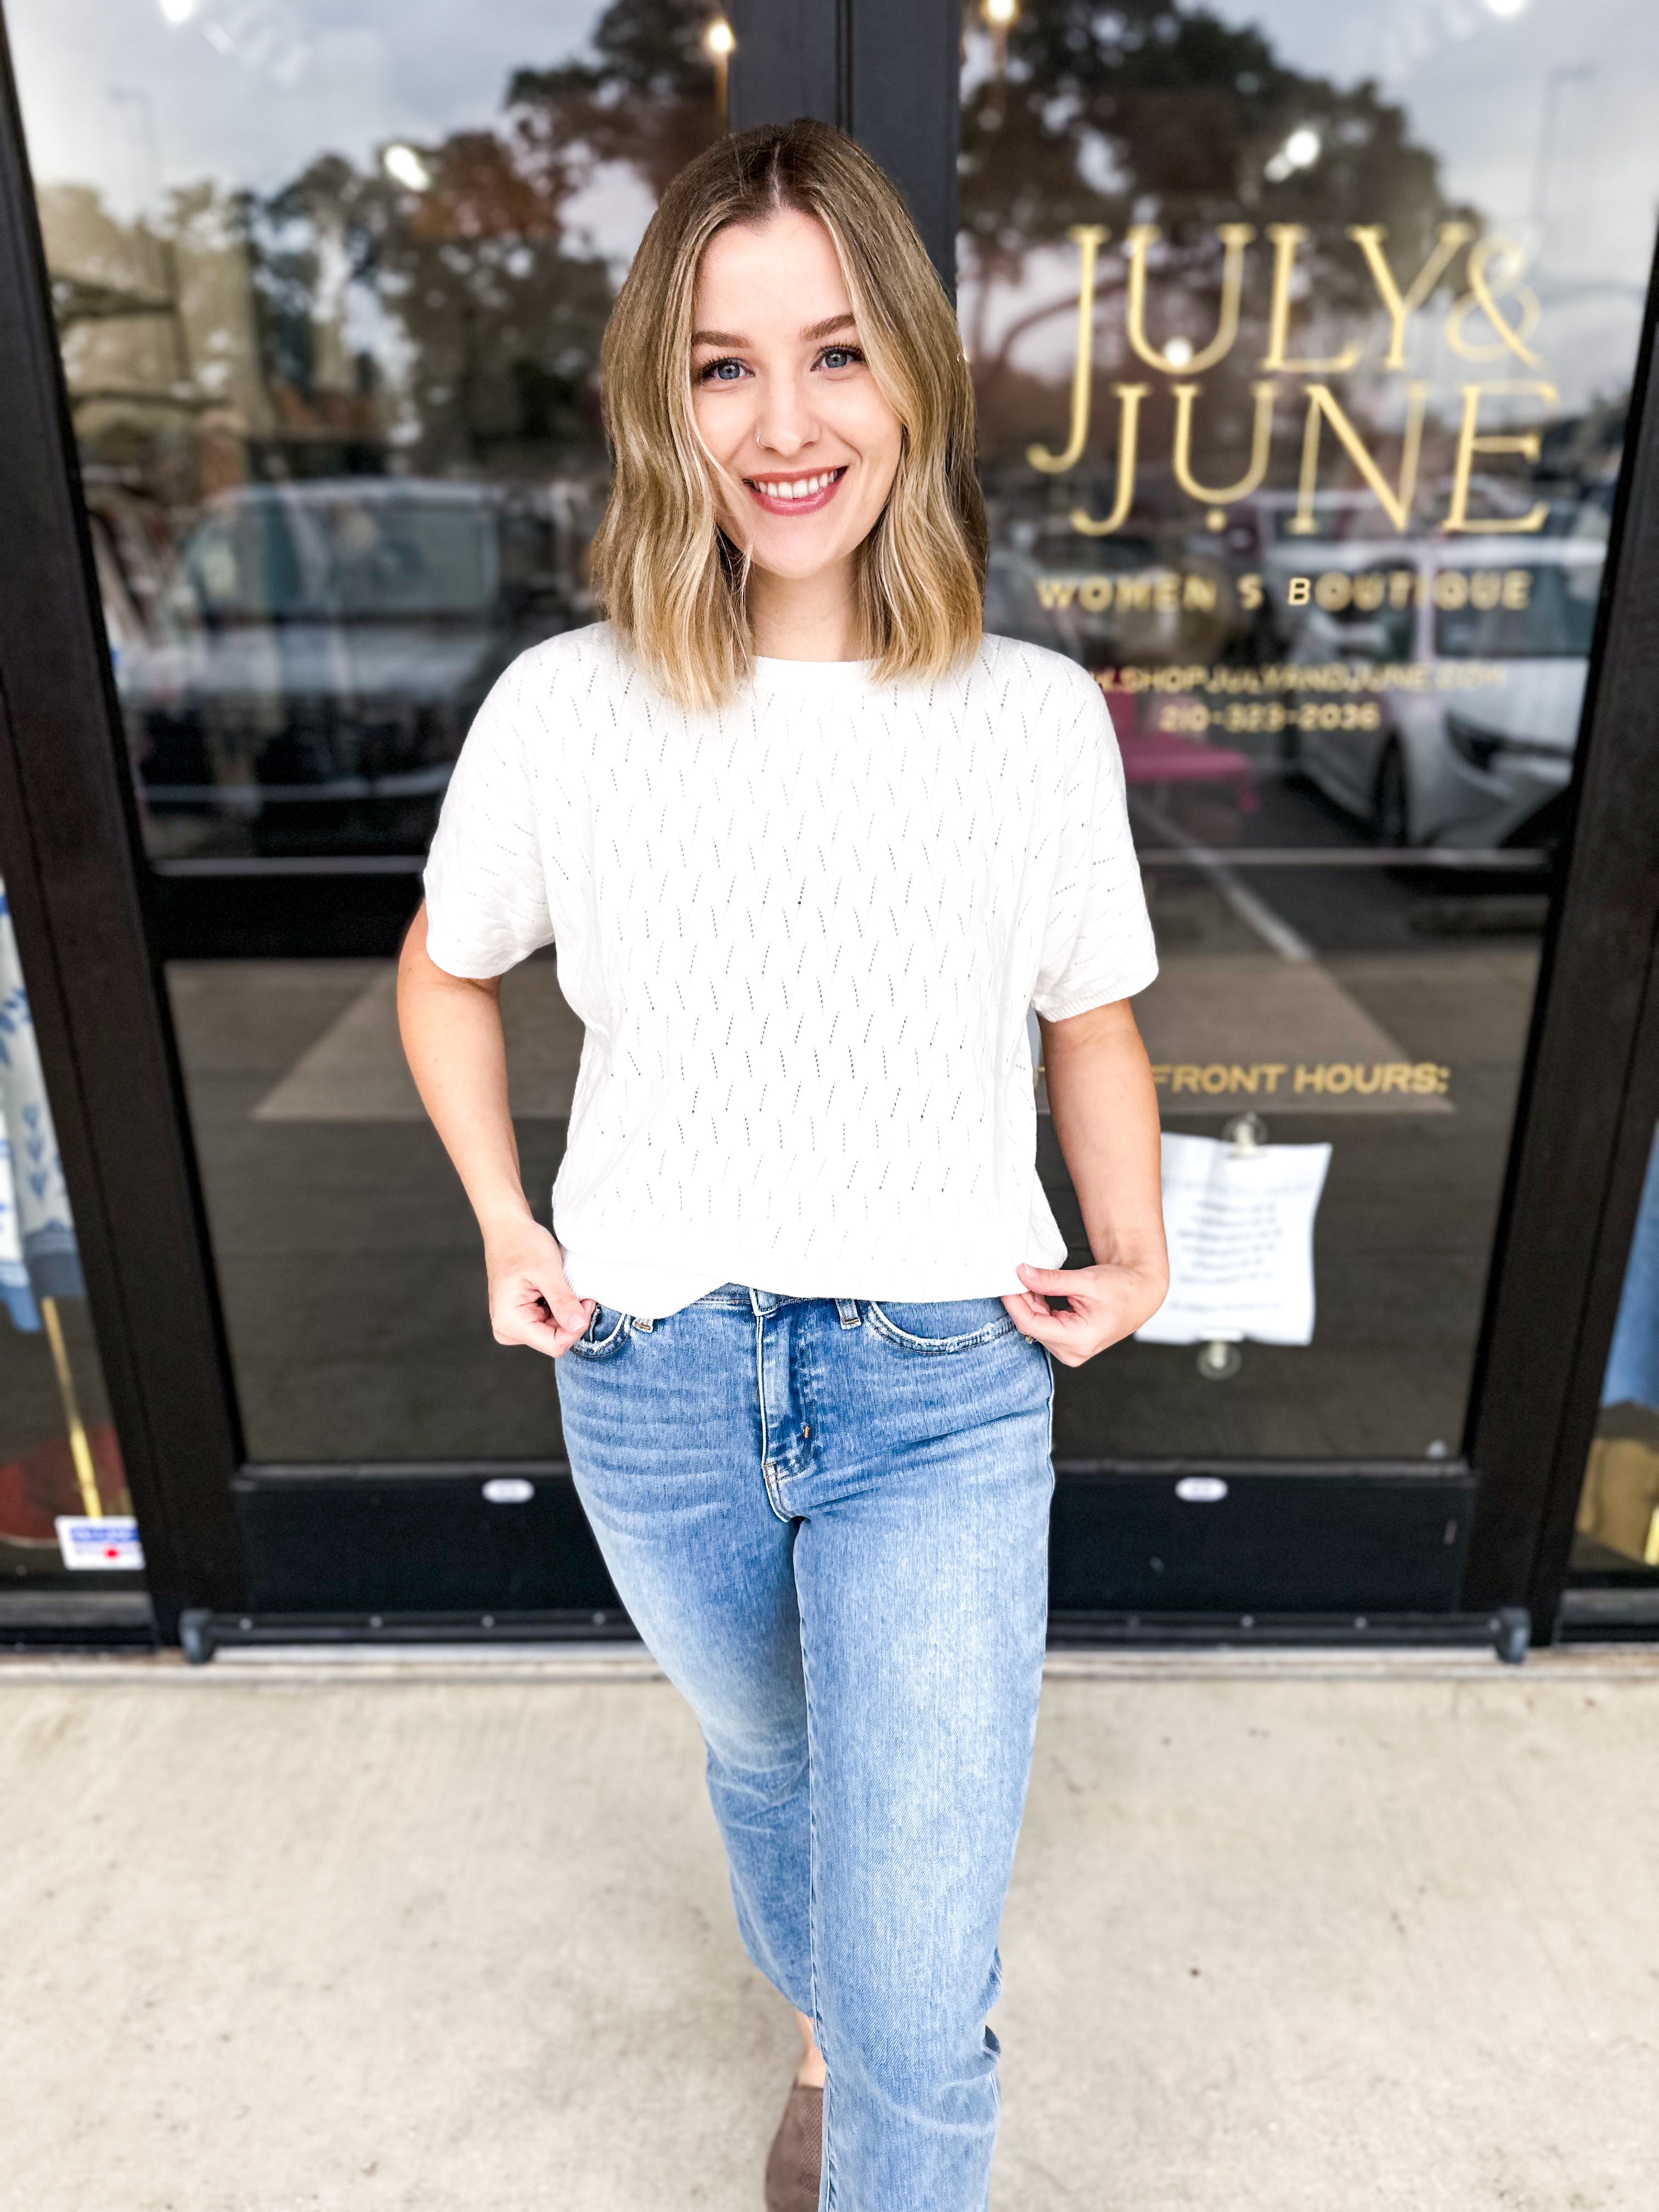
left=590, top=120, right=986, bottom=712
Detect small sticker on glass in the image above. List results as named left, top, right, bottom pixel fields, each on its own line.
left=55, top=1516, right=144, bottom=1571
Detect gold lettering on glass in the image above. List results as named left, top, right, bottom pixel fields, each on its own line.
left=1443, top=382, right=1559, bottom=533
left=1125, top=223, right=1255, bottom=375
left=1346, top=222, right=1475, bottom=370
left=1261, top=225, right=1362, bottom=373
left=1290, top=382, right=1428, bottom=534
left=1021, top=215, right=1558, bottom=540
left=1171, top=379, right=1280, bottom=507
left=1026, top=225, right=1109, bottom=475
left=1070, top=385, right=1151, bottom=535
left=1446, top=238, right=1544, bottom=368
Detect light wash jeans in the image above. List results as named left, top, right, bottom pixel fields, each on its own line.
left=555, top=1285, right=1054, bottom=2212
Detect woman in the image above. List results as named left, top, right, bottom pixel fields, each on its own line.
left=398, top=120, right=1167, bottom=2212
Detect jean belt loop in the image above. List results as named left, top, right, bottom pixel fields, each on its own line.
left=630, top=1313, right=653, bottom=1334
left=834, top=1297, right=862, bottom=1329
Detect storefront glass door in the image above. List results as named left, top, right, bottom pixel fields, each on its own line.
left=5, top=0, right=1659, bottom=1630
left=961, top=0, right=1659, bottom=1485
left=7, top=0, right=723, bottom=1469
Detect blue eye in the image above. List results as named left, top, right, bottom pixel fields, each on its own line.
left=698, top=356, right=746, bottom=383
left=820, top=345, right=863, bottom=370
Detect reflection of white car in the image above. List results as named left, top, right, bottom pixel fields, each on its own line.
left=1265, top=536, right=1602, bottom=847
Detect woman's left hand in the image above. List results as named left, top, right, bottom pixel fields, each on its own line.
left=1003, top=1260, right=1169, bottom=1367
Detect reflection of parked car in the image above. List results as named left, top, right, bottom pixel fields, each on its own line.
left=83, top=471, right=195, bottom=675
left=114, top=478, right=584, bottom=858
left=982, top=546, right=1087, bottom=658
left=985, top=527, right=1233, bottom=667
left=1266, top=537, right=1602, bottom=848
left=1220, top=488, right=1396, bottom=567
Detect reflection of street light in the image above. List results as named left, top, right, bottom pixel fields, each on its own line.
left=1264, top=125, right=1322, bottom=182
left=704, top=17, right=736, bottom=133
left=382, top=144, right=432, bottom=193
left=108, top=82, right=163, bottom=206
left=1532, top=64, right=1592, bottom=245
left=157, top=0, right=197, bottom=21
left=1485, top=0, right=1527, bottom=16
left=982, top=0, right=1019, bottom=78
left=108, top=81, right=191, bottom=383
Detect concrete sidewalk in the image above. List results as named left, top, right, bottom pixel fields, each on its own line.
left=3, top=1647, right=1655, bottom=2211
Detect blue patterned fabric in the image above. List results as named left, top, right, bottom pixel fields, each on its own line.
left=0, top=883, right=81, bottom=1332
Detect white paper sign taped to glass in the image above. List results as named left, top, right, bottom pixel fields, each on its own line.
left=56, top=1515, right=144, bottom=1571
left=1136, top=1132, right=1333, bottom=1348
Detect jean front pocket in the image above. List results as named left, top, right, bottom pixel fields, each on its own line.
left=863, top=1299, right=1015, bottom=1354
left=566, top=1302, right=633, bottom=1360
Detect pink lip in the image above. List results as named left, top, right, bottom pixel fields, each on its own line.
left=744, top=466, right=848, bottom=517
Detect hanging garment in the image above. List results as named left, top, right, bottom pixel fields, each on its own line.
left=1602, top=1126, right=1659, bottom=1414
left=0, top=878, right=83, bottom=1328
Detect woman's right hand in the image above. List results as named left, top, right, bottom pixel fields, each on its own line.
left=483, top=1216, right=595, bottom=1358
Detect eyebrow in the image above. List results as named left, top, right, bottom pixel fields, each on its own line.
left=690, top=312, right=859, bottom=349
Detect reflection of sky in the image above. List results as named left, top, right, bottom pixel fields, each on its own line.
left=964, top=0, right=1659, bottom=416
left=14, top=1, right=1657, bottom=414
left=1209, top=0, right=1658, bottom=274
left=9, top=0, right=654, bottom=261
left=1206, top=0, right=1659, bottom=407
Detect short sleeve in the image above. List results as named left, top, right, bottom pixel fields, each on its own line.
left=1031, top=681, right=1159, bottom=1022
left=422, top=663, right=556, bottom=979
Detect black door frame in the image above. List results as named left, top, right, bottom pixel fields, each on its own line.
left=1462, top=236, right=1659, bottom=1621
left=0, top=20, right=244, bottom=1643
left=2, top=0, right=1657, bottom=1652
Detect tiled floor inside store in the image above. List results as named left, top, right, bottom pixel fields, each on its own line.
left=3, top=1645, right=1654, bottom=2212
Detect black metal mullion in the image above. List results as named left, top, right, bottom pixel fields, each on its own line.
left=1462, top=223, right=1659, bottom=1617
left=0, top=8, right=244, bottom=1634
left=846, top=0, right=960, bottom=293
left=727, top=0, right=844, bottom=135
left=726, top=0, right=959, bottom=296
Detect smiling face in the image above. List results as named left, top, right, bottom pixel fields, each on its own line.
left=690, top=208, right=905, bottom=589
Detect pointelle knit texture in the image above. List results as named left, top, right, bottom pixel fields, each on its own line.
left=423, top=622, right=1158, bottom=1318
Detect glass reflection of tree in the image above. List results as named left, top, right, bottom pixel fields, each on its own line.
left=509, top=0, right=731, bottom=202
left=961, top=0, right=1474, bottom=478
left=238, top=0, right=721, bottom=481
left=47, top=0, right=721, bottom=494
left=242, top=142, right=612, bottom=479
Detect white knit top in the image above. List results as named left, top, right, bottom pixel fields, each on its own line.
left=423, top=623, right=1157, bottom=1318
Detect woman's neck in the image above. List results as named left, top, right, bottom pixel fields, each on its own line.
left=746, top=555, right=862, bottom=662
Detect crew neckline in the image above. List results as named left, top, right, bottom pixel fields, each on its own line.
left=751, top=653, right=877, bottom=692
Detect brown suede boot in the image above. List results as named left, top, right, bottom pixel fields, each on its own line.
left=764, top=2081, right=823, bottom=2212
